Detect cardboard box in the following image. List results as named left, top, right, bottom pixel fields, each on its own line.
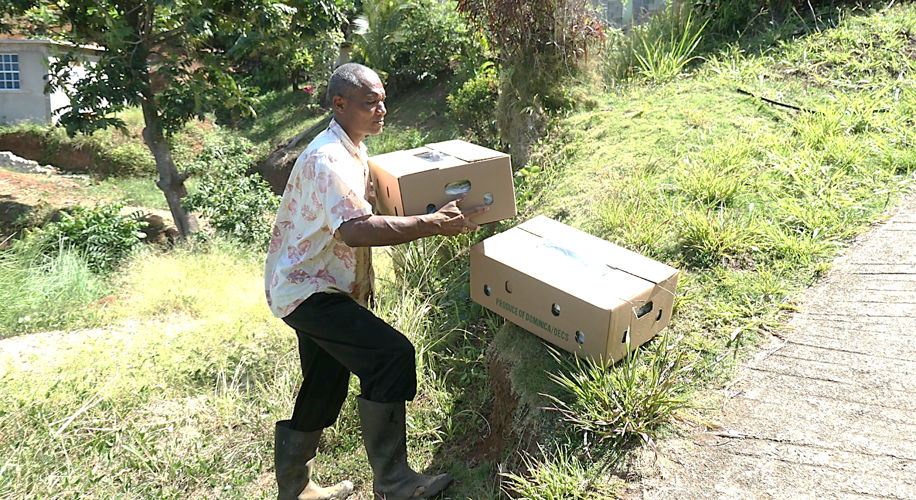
left=369, top=140, right=516, bottom=225
left=470, top=216, right=679, bottom=364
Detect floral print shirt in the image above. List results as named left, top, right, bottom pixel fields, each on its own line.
left=264, top=119, right=375, bottom=318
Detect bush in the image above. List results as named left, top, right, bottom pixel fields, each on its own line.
left=447, top=62, right=499, bottom=146
left=182, top=135, right=280, bottom=246
left=24, top=202, right=147, bottom=274
left=0, top=124, right=155, bottom=177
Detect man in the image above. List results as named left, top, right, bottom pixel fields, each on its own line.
left=265, top=62, right=486, bottom=500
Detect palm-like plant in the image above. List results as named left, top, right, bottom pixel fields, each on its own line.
left=353, top=0, right=417, bottom=75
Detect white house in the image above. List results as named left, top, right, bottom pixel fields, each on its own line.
left=0, top=39, right=102, bottom=125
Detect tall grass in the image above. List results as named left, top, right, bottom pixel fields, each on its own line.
left=634, top=10, right=709, bottom=82
left=0, top=242, right=109, bottom=337
left=0, top=239, right=293, bottom=499
left=602, top=2, right=709, bottom=84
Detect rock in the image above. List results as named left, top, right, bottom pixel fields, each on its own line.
left=0, top=151, right=58, bottom=175
left=139, top=213, right=179, bottom=247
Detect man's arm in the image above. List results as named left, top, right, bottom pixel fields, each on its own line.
left=338, top=199, right=488, bottom=247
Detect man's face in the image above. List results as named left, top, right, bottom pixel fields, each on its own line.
left=333, top=73, right=387, bottom=143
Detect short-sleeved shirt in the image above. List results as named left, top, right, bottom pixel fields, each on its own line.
left=264, top=119, right=375, bottom=318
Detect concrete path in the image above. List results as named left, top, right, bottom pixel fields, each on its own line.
left=638, top=194, right=916, bottom=499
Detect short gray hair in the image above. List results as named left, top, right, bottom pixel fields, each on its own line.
left=327, top=63, right=377, bottom=103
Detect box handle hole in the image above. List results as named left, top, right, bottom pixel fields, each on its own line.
left=444, top=179, right=472, bottom=196
left=483, top=192, right=494, bottom=205
left=656, top=309, right=663, bottom=321
left=386, top=186, right=390, bottom=198
left=394, top=206, right=399, bottom=216
left=483, top=284, right=492, bottom=297
left=575, top=330, right=585, bottom=345
left=551, top=303, right=561, bottom=316
left=426, top=203, right=437, bottom=214
left=636, top=301, right=654, bottom=319
left=416, top=151, right=445, bottom=162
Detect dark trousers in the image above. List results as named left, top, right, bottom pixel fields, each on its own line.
left=282, top=292, right=418, bottom=432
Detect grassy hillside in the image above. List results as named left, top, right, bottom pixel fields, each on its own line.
left=491, top=3, right=915, bottom=494
left=1, top=3, right=914, bottom=499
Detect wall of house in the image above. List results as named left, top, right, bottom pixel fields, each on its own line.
left=0, top=42, right=52, bottom=124
left=0, top=42, right=100, bottom=125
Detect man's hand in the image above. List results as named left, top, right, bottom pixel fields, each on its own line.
left=426, top=198, right=489, bottom=236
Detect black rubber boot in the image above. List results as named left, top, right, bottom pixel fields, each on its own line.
left=275, top=420, right=354, bottom=500
left=357, top=398, right=453, bottom=499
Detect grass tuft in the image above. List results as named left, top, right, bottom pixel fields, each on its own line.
left=546, top=334, right=690, bottom=449
left=675, top=207, right=762, bottom=268
left=500, top=444, right=620, bottom=499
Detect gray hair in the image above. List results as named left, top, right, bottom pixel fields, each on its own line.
left=327, top=63, right=378, bottom=103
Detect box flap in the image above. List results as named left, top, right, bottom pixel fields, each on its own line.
left=370, top=147, right=465, bottom=177
left=517, top=216, right=678, bottom=285
left=426, top=140, right=506, bottom=162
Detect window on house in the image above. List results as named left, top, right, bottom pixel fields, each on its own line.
left=0, top=54, right=21, bottom=90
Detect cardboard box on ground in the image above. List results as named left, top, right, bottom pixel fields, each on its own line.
left=369, top=140, right=516, bottom=225
left=471, top=216, right=680, bottom=364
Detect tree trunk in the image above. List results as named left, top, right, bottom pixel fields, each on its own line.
left=497, top=68, right=545, bottom=171
left=139, top=94, right=195, bottom=238
left=255, top=113, right=332, bottom=194
left=506, top=111, right=541, bottom=170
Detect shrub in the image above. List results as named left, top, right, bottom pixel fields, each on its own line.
left=390, top=0, right=477, bottom=85
left=355, top=0, right=478, bottom=89
left=447, top=62, right=499, bottom=146
left=25, top=202, right=147, bottom=273
left=182, top=135, right=280, bottom=246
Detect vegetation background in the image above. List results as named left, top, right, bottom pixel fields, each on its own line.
left=0, top=0, right=914, bottom=498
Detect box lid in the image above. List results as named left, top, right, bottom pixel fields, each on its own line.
left=518, top=216, right=677, bottom=284
left=480, top=216, right=677, bottom=310
left=426, top=140, right=507, bottom=162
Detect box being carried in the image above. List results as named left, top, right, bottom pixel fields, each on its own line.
left=470, top=216, right=679, bottom=364
left=369, top=140, right=516, bottom=225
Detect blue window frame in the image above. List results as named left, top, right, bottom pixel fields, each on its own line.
left=0, top=54, right=21, bottom=90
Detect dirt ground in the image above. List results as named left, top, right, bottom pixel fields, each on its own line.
left=0, top=167, right=98, bottom=241
left=631, top=195, right=916, bottom=499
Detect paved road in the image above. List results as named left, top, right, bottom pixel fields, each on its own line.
left=638, top=194, right=916, bottom=499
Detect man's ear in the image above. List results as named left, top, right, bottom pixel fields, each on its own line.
left=331, top=94, right=346, bottom=113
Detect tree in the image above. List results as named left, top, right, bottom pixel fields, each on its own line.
left=220, top=0, right=351, bottom=93
left=456, top=0, right=603, bottom=168
left=0, top=0, right=347, bottom=238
